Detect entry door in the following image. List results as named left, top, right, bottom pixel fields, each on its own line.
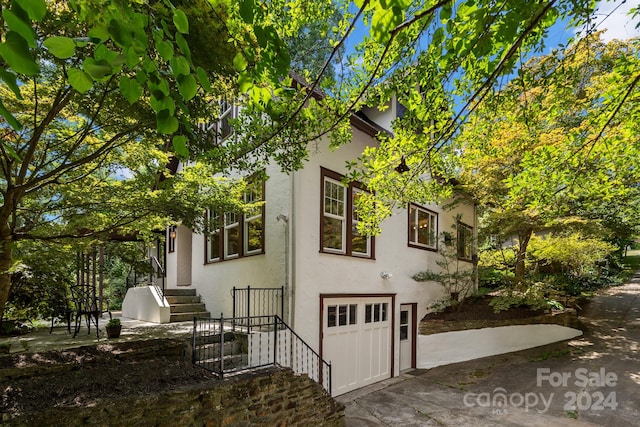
left=322, top=296, right=393, bottom=395
left=400, top=304, right=415, bottom=372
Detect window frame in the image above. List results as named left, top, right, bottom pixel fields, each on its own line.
left=205, top=179, right=265, bottom=263
left=197, top=100, right=237, bottom=145
left=217, top=100, right=235, bottom=143
left=457, top=221, right=474, bottom=262
left=320, top=167, right=375, bottom=259
left=408, top=203, right=438, bottom=251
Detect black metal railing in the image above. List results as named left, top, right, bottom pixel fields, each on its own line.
left=232, top=286, right=284, bottom=327
left=126, top=256, right=165, bottom=300
left=192, top=314, right=331, bottom=394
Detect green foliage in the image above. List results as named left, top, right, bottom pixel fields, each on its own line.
left=106, top=317, right=121, bottom=327
left=528, top=232, right=617, bottom=276
left=5, top=243, right=75, bottom=321
left=488, top=281, right=560, bottom=313
left=413, top=222, right=476, bottom=311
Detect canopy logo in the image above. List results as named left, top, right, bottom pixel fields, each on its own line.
left=463, top=367, right=618, bottom=416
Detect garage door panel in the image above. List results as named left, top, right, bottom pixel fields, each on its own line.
left=360, top=325, right=390, bottom=384
left=326, top=329, right=359, bottom=390
left=323, top=296, right=393, bottom=396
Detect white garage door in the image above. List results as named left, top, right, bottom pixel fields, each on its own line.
left=322, top=296, right=393, bottom=396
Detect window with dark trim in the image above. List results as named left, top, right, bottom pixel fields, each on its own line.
left=457, top=222, right=473, bottom=261
left=408, top=204, right=437, bottom=250
left=320, top=167, right=374, bottom=258
left=327, top=304, right=358, bottom=327
left=197, top=100, right=237, bottom=145
left=205, top=179, right=264, bottom=263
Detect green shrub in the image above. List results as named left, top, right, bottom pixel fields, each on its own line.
left=528, top=232, right=616, bottom=276
left=489, top=281, right=562, bottom=313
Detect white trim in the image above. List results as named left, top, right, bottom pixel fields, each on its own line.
left=323, top=176, right=346, bottom=253
left=409, top=204, right=437, bottom=249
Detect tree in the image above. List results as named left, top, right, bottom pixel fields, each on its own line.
left=450, top=33, right=640, bottom=280
left=0, top=0, right=346, bottom=319
left=1, top=0, right=637, bottom=319
left=0, top=0, right=285, bottom=319
left=412, top=221, right=476, bottom=311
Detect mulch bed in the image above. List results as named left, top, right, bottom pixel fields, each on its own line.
left=422, top=295, right=546, bottom=322
left=0, top=339, right=218, bottom=419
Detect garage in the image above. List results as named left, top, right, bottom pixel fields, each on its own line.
left=321, top=295, right=394, bottom=396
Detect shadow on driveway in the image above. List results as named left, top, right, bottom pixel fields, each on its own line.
left=337, top=276, right=640, bottom=426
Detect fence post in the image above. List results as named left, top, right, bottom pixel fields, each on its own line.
left=192, top=317, right=197, bottom=365
left=232, top=286, right=236, bottom=331
left=273, top=315, right=278, bottom=365
left=246, top=285, right=251, bottom=326
left=219, top=313, right=224, bottom=379
left=280, top=286, right=285, bottom=320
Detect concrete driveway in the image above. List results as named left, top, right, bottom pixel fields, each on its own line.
left=337, top=274, right=640, bottom=426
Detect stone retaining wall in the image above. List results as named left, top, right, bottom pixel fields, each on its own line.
left=9, top=367, right=344, bottom=427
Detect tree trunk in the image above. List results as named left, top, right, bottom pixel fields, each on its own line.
left=0, top=236, right=13, bottom=321
left=514, top=227, right=533, bottom=281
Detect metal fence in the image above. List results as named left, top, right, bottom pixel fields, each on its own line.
left=192, top=315, right=331, bottom=394
left=232, top=286, right=284, bottom=327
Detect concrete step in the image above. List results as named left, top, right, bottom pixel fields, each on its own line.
left=170, top=311, right=211, bottom=322
left=170, top=303, right=208, bottom=314
left=165, top=295, right=201, bottom=304
left=163, top=288, right=196, bottom=297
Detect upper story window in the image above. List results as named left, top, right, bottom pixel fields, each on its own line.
left=206, top=179, right=264, bottom=263
left=320, top=167, right=374, bottom=259
left=457, top=222, right=473, bottom=261
left=217, top=100, right=235, bottom=142
left=198, top=100, right=237, bottom=145
left=408, top=204, right=437, bottom=250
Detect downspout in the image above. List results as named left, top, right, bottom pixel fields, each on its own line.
left=289, top=172, right=296, bottom=328
left=473, top=201, right=479, bottom=290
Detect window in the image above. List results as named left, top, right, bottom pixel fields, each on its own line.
left=244, top=184, right=264, bottom=255
left=365, top=303, right=388, bottom=323
left=206, top=179, right=264, bottom=263
left=327, top=304, right=358, bottom=327
left=408, top=204, right=437, bottom=250
left=457, top=222, right=473, bottom=261
left=400, top=310, right=409, bottom=341
left=321, top=168, right=374, bottom=258
left=217, top=100, right=235, bottom=142
left=197, top=100, right=236, bottom=144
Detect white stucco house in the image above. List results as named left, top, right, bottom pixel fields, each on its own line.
left=130, top=97, right=478, bottom=396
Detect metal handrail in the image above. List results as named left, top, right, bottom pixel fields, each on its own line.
left=150, top=255, right=165, bottom=275
left=192, top=314, right=332, bottom=394
left=149, top=256, right=165, bottom=300
left=125, top=256, right=165, bottom=301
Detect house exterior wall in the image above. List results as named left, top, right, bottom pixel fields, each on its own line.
left=162, top=106, right=476, bottom=388
left=185, top=163, right=290, bottom=317
left=288, top=130, right=475, bottom=377
left=361, top=100, right=397, bottom=131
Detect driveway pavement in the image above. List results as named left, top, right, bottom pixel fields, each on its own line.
left=337, top=273, right=640, bottom=426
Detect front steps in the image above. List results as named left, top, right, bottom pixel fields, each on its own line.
left=164, top=288, right=210, bottom=322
